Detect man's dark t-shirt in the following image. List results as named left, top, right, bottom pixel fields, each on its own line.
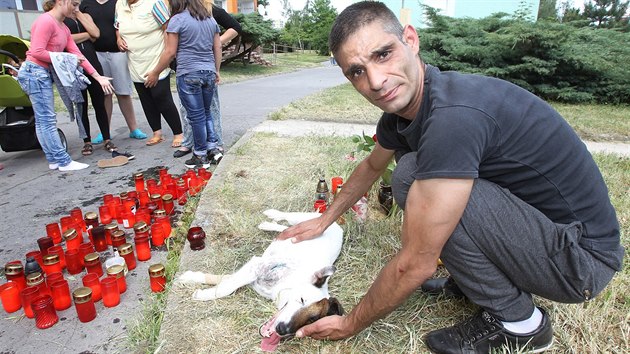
left=376, top=65, right=623, bottom=270
left=80, top=0, right=119, bottom=53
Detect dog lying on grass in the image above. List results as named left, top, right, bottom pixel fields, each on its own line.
left=177, top=209, right=344, bottom=352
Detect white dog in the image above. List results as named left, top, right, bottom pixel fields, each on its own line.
left=177, top=209, right=344, bottom=351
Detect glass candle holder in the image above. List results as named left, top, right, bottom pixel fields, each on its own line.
left=63, top=228, right=82, bottom=251
left=31, top=295, right=58, bottom=329
left=0, top=282, right=22, bottom=313
left=59, top=215, right=74, bottom=232
left=117, top=243, right=137, bottom=271
left=20, top=285, right=40, bottom=318
left=100, top=277, right=120, bottom=308
left=148, top=264, right=166, bottom=293
left=121, top=210, right=135, bottom=229
left=49, top=279, right=71, bottom=311
left=133, top=172, right=145, bottom=192
left=73, top=287, right=97, bottom=323
left=106, top=265, right=126, bottom=294
left=84, top=253, right=104, bottom=278
left=4, top=262, right=26, bottom=293
left=41, top=254, right=62, bottom=276
left=154, top=212, right=172, bottom=239
left=314, top=199, right=327, bottom=213
left=47, top=246, right=66, bottom=270
left=110, top=230, right=127, bottom=249
left=187, top=227, right=206, bottom=251
left=81, top=273, right=102, bottom=302
left=37, top=237, right=54, bottom=255
left=150, top=223, right=165, bottom=247
left=134, top=235, right=151, bottom=262
left=91, top=225, right=108, bottom=252
left=26, top=272, right=50, bottom=297
left=98, top=205, right=113, bottom=225
left=61, top=249, right=80, bottom=275
left=84, top=211, right=99, bottom=233
left=134, top=208, right=151, bottom=226
left=46, top=272, right=64, bottom=286
left=70, top=207, right=86, bottom=233
left=161, top=194, right=175, bottom=215
left=150, top=194, right=163, bottom=211
left=45, top=222, right=63, bottom=244
left=115, top=204, right=125, bottom=224
left=133, top=221, right=150, bottom=238
left=104, top=223, right=118, bottom=246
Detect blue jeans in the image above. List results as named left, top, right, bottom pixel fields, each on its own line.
left=17, top=61, right=72, bottom=166
left=176, top=70, right=219, bottom=155
left=179, top=80, right=223, bottom=150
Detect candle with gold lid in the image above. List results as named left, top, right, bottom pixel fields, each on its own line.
left=106, top=264, right=126, bottom=294
left=42, top=254, right=62, bottom=276
left=117, top=243, right=137, bottom=271
left=73, top=287, right=97, bottom=322
left=5, top=262, right=26, bottom=292
left=63, top=228, right=82, bottom=250
left=84, top=253, right=104, bottom=277
left=148, top=263, right=166, bottom=293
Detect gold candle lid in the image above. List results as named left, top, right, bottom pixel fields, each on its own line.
left=117, top=243, right=133, bottom=255
left=72, top=287, right=93, bottom=304
left=106, top=264, right=125, bottom=278
left=84, top=211, right=98, bottom=220
left=4, top=263, right=23, bottom=274
left=42, top=254, right=60, bottom=265
left=133, top=172, right=144, bottom=179
left=176, top=179, right=186, bottom=186
left=153, top=209, right=166, bottom=218
left=62, top=228, right=77, bottom=240
left=26, top=272, right=44, bottom=285
left=104, top=223, right=119, bottom=231
left=120, top=191, right=129, bottom=199
left=133, top=221, right=149, bottom=233
left=148, top=263, right=165, bottom=277
left=84, top=252, right=100, bottom=263
left=150, top=194, right=161, bottom=201
left=111, top=230, right=126, bottom=239
left=161, top=194, right=173, bottom=201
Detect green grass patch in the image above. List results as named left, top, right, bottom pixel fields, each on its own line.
left=551, top=103, right=630, bottom=142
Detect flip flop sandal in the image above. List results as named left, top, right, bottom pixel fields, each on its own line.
left=171, top=137, right=183, bottom=148
left=104, top=141, right=118, bottom=152
left=146, top=136, right=165, bottom=146
left=97, top=155, right=129, bottom=168
left=81, top=143, right=93, bottom=156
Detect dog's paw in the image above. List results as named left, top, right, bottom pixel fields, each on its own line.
left=258, top=221, right=288, bottom=233
left=192, top=288, right=218, bottom=301
left=177, top=270, right=207, bottom=284
left=262, top=209, right=285, bottom=222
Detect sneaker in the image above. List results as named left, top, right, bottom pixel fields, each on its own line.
left=173, top=148, right=192, bottom=158
left=421, top=277, right=466, bottom=298
left=91, top=133, right=103, bottom=144
left=112, top=150, right=135, bottom=160
left=129, top=128, right=147, bottom=139
left=424, top=308, right=554, bottom=354
left=185, top=154, right=210, bottom=169
left=48, top=163, right=59, bottom=170
left=59, top=160, right=89, bottom=171
left=208, top=148, right=223, bottom=165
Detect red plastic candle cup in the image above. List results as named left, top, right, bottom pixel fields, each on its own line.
left=63, top=228, right=83, bottom=250
left=103, top=193, right=114, bottom=204
left=45, top=223, right=63, bottom=244
left=20, top=285, right=40, bottom=318
left=133, top=172, right=145, bottom=192
left=135, top=208, right=151, bottom=226
left=117, top=243, right=137, bottom=271
left=0, top=282, right=22, bottom=313
left=148, top=264, right=166, bottom=293
left=134, top=235, right=151, bottom=261
left=110, top=230, right=127, bottom=249
left=59, top=216, right=74, bottom=232
left=31, top=295, right=58, bottom=329
left=82, top=273, right=102, bottom=302
left=115, top=204, right=125, bottom=224
left=121, top=210, right=135, bottom=229
left=41, top=254, right=62, bottom=276
left=84, top=253, right=104, bottom=277
left=70, top=207, right=86, bottom=233
left=91, top=225, right=108, bottom=252
left=100, top=277, right=120, bottom=308
left=37, top=237, right=54, bottom=255
left=73, top=287, right=97, bottom=323
left=161, top=194, right=175, bottom=215
left=46, top=272, right=64, bottom=286
left=153, top=212, right=172, bottom=239
left=25, top=250, right=44, bottom=269
left=186, top=227, right=206, bottom=251
left=314, top=199, right=327, bottom=213
left=84, top=211, right=99, bottom=233
left=331, top=176, right=343, bottom=195
left=64, top=249, right=84, bottom=275
left=49, top=279, right=71, bottom=311
left=106, top=265, right=126, bottom=294
left=26, top=272, right=50, bottom=297
left=104, top=223, right=118, bottom=246
left=150, top=223, right=165, bottom=247
left=99, top=205, right=113, bottom=225
left=47, top=245, right=66, bottom=270
left=5, top=262, right=27, bottom=292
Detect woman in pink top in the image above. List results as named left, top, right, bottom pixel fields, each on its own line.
left=17, top=0, right=114, bottom=171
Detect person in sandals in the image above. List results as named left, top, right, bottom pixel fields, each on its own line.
left=276, top=2, right=624, bottom=353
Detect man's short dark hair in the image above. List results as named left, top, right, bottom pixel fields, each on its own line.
left=328, top=1, right=404, bottom=55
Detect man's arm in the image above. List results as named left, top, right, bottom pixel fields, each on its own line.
left=276, top=142, right=395, bottom=243
left=296, top=178, right=474, bottom=339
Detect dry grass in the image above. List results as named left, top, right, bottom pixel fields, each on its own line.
left=156, top=134, right=629, bottom=353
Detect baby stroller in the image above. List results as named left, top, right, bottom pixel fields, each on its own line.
left=0, top=34, right=67, bottom=153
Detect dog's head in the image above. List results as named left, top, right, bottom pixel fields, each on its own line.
left=259, top=266, right=344, bottom=350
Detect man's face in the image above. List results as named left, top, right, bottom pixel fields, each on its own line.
left=336, top=21, right=422, bottom=119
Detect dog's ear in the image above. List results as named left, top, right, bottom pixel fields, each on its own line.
left=312, top=266, right=336, bottom=288
left=326, top=297, right=344, bottom=316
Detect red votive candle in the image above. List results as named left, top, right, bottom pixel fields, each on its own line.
left=91, top=225, right=108, bottom=252
left=26, top=272, right=50, bottom=297
left=82, top=273, right=102, bottom=302
left=134, top=235, right=151, bottom=261
left=117, top=243, right=137, bottom=271
left=70, top=207, right=86, bottom=233
left=154, top=211, right=172, bottom=239
left=59, top=216, right=74, bottom=232
left=73, top=287, right=97, bottom=323
left=37, top=237, right=54, bottom=255
left=78, top=242, right=95, bottom=267
left=100, top=277, right=120, bottom=308
left=99, top=205, right=113, bottom=225
left=84, top=253, right=104, bottom=277
left=161, top=194, right=175, bottom=215
left=20, top=285, right=40, bottom=318
left=65, top=249, right=84, bottom=275
left=41, top=254, right=62, bottom=276
left=134, top=172, right=145, bottom=192
left=45, top=223, right=63, bottom=244
left=5, top=262, right=27, bottom=292
left=0, top=282, right=22, bottom=313
left=25, top=250, right=44, bottom=269
left=49, top=279, right=71, bottom=311
left=106, top=265, right=126, bottom=293
left=122, top=210, right=135, bottom=229
left=46, top=272, right=64, bottom=286
left=104, top=223, right=118, bottom=246
left=31, top=295, right=58, bottom=329
left=63, top=228, right=82, bottom=250
left=148, top=264, right=166, bottom=293
left=47, top=246, right=66, bottom=270
left=84, top=211, right=99, bottom=233
left=314, top=199, right=327, bottom=213
left=111, top=230, right=127, bottom=249
left=150, top=223, right=165, bottom=247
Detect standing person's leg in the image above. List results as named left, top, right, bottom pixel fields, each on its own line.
left=173, top=103, right=193, bottom=157
left=87, top=76, right=116, bottom=152
left=204, top=76, right=222, bottom=164
left=134, top=82, right=164, bottom=145
left=80, top=88, right=94, bottom=155
left=177, top=73, right=209, bottom=168
left=210, top=85, right=223, bottom=150
left=151, top=75, right=183, bottom=146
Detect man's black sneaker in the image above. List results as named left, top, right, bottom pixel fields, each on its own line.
left=424, top=307, right=554, bottom=354
left=421, top=277, right=466, bottom=299
left=208, top=148, right=223, bottom=165
left=185, top=154, right=210, bottom=169
left=112, top=150, right=135, bottom=160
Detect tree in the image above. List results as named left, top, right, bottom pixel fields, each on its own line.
left=303, top=0, right=338, bottom=55
left=281, top=8, right=309, bottom=50
left=583, top=0, right=629, bottom=29
left=538, top=0, right=559, bottom=20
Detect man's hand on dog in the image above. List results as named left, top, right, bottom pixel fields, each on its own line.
left=295, top=314, right=354, bottom=340
left=276, top=217, right=326, bottom=243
